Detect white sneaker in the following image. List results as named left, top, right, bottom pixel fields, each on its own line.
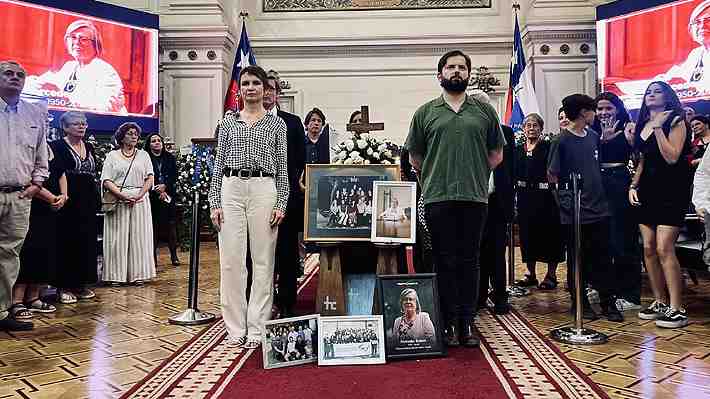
left=616, top=298, right=641, bottom=311
left=586, top=287, right=600, bottom=305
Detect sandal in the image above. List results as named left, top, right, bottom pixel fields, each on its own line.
left=514, top=274, right=539, bottom=288
left=538, top=275, right=558, bottom=290
left=225, top=336, right=247, bottom=347
left=244, top=339, right=261, bottom=349
left=9, top=304, right=33, bottom=320
left=26, top=299, right=57, bottom=313
left=59, top=291, right=77, bottom=304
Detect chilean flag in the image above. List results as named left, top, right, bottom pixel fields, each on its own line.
left=504, top=13, right=540, bottom=131
left=224, top=24, right=257, bottom=113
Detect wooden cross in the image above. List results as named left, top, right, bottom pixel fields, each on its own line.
left=346, top=105, right=385, bottom=136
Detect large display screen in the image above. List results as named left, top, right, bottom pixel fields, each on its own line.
left=597, top=0, right=710, bottom=111
left=0, top=0, right=158, bottom=128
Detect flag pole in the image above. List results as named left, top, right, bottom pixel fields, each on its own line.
left=507, top=0, right=530, bottom=299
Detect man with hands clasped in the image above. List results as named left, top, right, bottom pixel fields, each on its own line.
left=208, top=65, right=289, bottom=349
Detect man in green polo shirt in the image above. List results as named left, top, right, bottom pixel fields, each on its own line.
left=404, top=50, right=505, bottom=348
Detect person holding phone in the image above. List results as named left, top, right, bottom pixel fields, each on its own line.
left=208, top=65, right=288, bottom=350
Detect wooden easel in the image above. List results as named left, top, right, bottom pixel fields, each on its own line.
left=315, top=242, right=347, bottom=316
left=372, top=242, right=401, bottom=314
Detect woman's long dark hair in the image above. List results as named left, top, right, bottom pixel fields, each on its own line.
left=591, top=92, right=631, bottom=134
left=144, top=133, right=169, bottom=160
left=633, top=81, right=686, bottom=153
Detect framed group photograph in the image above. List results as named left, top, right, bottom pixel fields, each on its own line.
left=304, top=164, right=400, bottom=242
left=378, top=274, right=445, bottom=359
left=317, top=315, right=386, bottom=366
left=262, top=314, right=319, bottom=369
left=371, top=181, right=417, bottom=243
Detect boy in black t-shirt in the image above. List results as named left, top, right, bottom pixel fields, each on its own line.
left=548, top=94, right=624, bottom=322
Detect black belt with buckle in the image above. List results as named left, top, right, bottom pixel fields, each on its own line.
left=224, top=168, right=274, bottom=179
left=517, top=181, right=551, bottom=190
left=0, top=186, right=25, bottom=193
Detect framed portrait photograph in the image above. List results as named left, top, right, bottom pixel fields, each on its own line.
left=371, top=181, right=417, bottom=243
left=262, top=314, right=319, bottom=369
left=304, top=164, right=400, bottom=242
left=378, top=274, right=445, bottom=359
left=317, top=315, right=386, bottom=366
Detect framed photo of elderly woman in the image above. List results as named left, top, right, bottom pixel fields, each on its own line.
left=304, top=164, right=400, bottom=242
left=371, top=181, right=417, bottom=244
left=378, top=274, right=445, bottom=359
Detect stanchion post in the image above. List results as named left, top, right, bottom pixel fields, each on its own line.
left=506, top=221, right=529, bottom=297
left=169, top=191, right=216, bottom=325
left=550, top=173, right=607, bottom=345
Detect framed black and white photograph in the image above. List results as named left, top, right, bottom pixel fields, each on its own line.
left=317, top=315, right=386, bottom=366
left=304, top=164, right=400, bottom=242
left=262, top=314, right=319, bottom=369
left=378, top=274, right=445, bottom=359
left=371, top=181, right=417, bottom=243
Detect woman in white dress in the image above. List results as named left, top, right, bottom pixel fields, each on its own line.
left=101, top=122, right=156, bottom=284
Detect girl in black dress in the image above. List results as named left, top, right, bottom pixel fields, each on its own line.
left=514, top=113, right=564, bottom=290
left=11, top=145, right=68, bottom=318
left=52, top=111, right=100, bottom=304
left=145, top=133, right=179, bottom=266
left=592, top=92, right=641, bottom=311
left=629, top=81, right=692, bottom=328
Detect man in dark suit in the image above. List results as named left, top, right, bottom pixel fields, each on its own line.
left=266, top=71, right=306, bottom=317
left=479, top=124, right=515, bottom=314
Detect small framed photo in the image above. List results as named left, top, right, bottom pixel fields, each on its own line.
left=262, top=314, right=319, bottom=369
left=371, top=181, right=417, bottom=243
left=378, top=274, right=445, bottom=359
left=317, top=315, right=386, bottom=366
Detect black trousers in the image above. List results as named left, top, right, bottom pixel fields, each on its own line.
left=601, top=167, right=641, bottom=304
left=275, top=216, right=301, bottom=310
left=479, top=194, right=508, bottom=307
left=565, top=219, right=617, bottom=304
left=426, top=201, right=487, bottom=327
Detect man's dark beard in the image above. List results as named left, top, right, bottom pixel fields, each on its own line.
left=440, top=76, right=469, bottom=93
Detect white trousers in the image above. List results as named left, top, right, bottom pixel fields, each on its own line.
left=219, top=176, right=278, bottom=341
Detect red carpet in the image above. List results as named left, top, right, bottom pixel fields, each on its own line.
left=216, top=273, right=508, bottom=399
left=123, top=256, right=610, bottom=399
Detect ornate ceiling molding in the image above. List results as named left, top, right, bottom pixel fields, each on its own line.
left=159, top=26, right=236, bottom=51
left=253, top=41, right=512, bottom=59
left=252, top=31, right=511, bottom=47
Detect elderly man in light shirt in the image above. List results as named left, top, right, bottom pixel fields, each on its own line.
left=0, top=60, right=49, bottom=332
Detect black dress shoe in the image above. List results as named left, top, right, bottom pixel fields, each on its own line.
left=460, top=324, right=480, bottom=348
left=445, top=324, right=460, bottom=347
left=0, top=317, right=34, bottom=331
left=569, top=305, right=598, bottom=321
left=493, top=302, right=511, bottom=315
left=601, top=297, right=624, bottom=322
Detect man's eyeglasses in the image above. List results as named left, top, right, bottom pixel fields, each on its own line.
left=69, top=121, right=88, bottom=127
left=68, top=34, right=95, bottom=46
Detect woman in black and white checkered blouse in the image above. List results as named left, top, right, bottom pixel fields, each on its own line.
left=208, top=65, right=288, bottom=349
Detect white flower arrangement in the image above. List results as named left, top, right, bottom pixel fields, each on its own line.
left=331, top=134, right=400, bottom=165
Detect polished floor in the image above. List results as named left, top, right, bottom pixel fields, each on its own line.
left=1, top=245, right=709, bottom=399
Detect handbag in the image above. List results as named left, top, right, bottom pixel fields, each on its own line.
left=102, top=151, right=136, bottom=213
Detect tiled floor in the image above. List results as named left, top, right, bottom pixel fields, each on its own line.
left=1, top=245, right=709, bottom=399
